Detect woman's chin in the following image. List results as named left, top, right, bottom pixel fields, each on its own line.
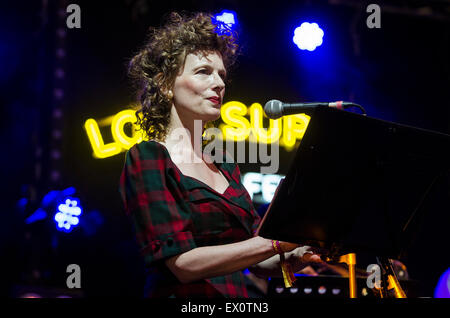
left=203, top=109, right=221, bottom=121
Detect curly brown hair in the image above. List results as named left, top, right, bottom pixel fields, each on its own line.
left=128, top=11, right=239, bottom=142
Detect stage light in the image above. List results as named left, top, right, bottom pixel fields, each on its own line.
left=213, top=10, right=237, bottom=35
left=289, top=287, right=299, bottom=294
left=434, top=267, right=450, bottom=298
left=50, top=170, right=60, bottom=182
left=53, top=108, right=63, bottom=118
left=332, top=288, right=341, bottom=295
left=17, top=198, right=28, bottom=210
left=275, top=286, right=284, bottom=294
left=20, top=293, right=42, bottom=298
left=42, top=187, right=75, bottom=208
left=361, top=287, right=369, bottom=297
left=51, top=149, right=61, bottom=159
left=318, top=286, right=327, bottom=294
left=25, top=208, right=47, bottom=225
left=55, top=68, right=65, bottom=79
left=215, top=11, right=236, bottom=25
left=293, top=22, right=324, bottom=51
left=54, top=197, right=82, bottom=232
left=56, top=48, right=65, bottom=58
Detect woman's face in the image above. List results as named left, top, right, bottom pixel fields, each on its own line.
left=171, top=51, right=226, bottom=123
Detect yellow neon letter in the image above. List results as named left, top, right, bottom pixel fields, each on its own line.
left=111, top=109, right=142, bottom=150
left=249, top=103, right=282, bottom=144
left=282, top=114, right=310, bottom=148
left=221, top=101, right=250, bottom=142
left=84, top=118, right=122, bottom=158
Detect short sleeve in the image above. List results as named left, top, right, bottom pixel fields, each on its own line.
left=119, top=142, right=197, bottom=266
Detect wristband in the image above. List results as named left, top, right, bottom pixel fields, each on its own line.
left=271, top=240, right=296, bottom=288
left=272, top=240, right=282, bottom=254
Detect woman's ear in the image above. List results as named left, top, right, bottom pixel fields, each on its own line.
left=155, top=72, right=174, bottom=100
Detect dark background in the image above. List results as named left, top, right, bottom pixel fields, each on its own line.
left=1, top=0, right=449, bottom=297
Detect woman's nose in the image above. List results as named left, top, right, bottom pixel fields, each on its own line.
left=213, top=73, right=225, bottom=91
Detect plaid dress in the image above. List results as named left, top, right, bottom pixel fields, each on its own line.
left=119, top=140, right=261, bottom=298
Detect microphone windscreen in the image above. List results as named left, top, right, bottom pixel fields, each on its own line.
left=264, top=99, right=283, bottom=119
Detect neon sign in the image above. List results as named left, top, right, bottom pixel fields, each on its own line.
left=84, top=101, right=310, bottom=159
left=242, top=172, right=284, bottom=204
left=84, top=109, right=144, bottom=158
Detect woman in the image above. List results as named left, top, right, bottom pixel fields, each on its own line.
left=119, top=11, right=322, bottom=298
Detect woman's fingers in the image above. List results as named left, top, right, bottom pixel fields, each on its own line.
left=278, top=242, right=327, bottom=260
left=302, top=252, right=323, bottom=263
left=291, top=246, right=323, bottom=263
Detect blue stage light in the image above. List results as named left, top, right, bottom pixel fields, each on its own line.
left=42, top=187, right=75, bottom=208
left=17, top=198, right=28, bottom=210
left=293, top=22, right=324, bottom=51
left=213, top=10, right=237, bottom=35
left=434, top=267, right=450, bottom=298
left=54, top=197, right=82, bottom=232
left=25, top=208, right=47, bottom=224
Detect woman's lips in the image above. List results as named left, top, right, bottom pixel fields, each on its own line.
left=207, top=97, right=220, bottom=105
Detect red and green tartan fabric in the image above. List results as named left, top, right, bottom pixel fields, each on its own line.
left=119, top=140, right=261, bottom=298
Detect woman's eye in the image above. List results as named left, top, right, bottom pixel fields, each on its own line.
left=197, top=69, right=209, bottom=74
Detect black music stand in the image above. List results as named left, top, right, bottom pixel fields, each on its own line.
left=257, top=106, right=450, bottom=297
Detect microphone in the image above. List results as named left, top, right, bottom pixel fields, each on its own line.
left=264, top=99, right=365, bottom=119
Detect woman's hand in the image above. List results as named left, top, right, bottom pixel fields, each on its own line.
left=248, top=241, right=325, bottom=279
left=284, top=246, right=323, bottom=273
left=277, top=241, right=300, bottom=253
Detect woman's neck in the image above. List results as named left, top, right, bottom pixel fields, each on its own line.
left=163, top=107, right=205, bottom=164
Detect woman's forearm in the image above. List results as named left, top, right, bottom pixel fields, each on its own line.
left=165, top=236, right=276, bottom=283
